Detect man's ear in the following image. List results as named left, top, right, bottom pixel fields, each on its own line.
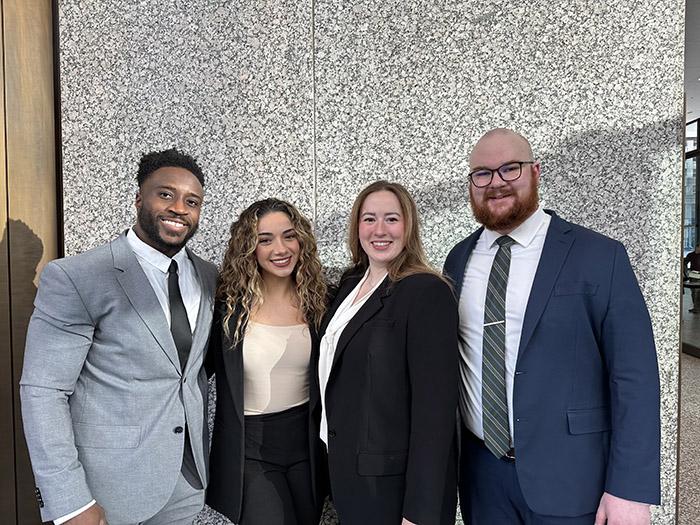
left=135, top=191, right=142, bottom=210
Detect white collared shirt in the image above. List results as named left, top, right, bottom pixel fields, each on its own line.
left=458, top=208, right=551, bottom=441
left=318, top=269, right=387, bottom=446
left=126, top=228, right=201, bottom=330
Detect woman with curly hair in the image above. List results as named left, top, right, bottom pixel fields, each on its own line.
left=206, top=198, right=327, bottom=525
left=312, top=181, right=459, bottom=525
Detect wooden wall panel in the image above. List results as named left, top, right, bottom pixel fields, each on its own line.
left=2, top=0, right=58, bottom=523
left=0, top=1, right=16, bottom=519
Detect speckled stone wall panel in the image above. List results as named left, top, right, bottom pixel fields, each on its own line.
left=59, top=0, right=315, bottom=264
left=314, top=1, right=684, bottom=523
left=59, top=0, right=684, bottom=524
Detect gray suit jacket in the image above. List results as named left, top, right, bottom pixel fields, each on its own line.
left=20, top=233, right=218, bottom=523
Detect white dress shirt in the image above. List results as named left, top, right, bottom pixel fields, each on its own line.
left=126, top=228, right=201, bottom=330
left=318, top=269, right=387, bottom=445
left=55, top=229, right=202, bottom=524
left=458, top=208, right=551, bottom=441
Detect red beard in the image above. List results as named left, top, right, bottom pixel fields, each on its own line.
left=470, top=181, right=539, bottom=232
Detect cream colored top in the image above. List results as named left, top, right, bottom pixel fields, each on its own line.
left=243, top=321, right=311, bottom=415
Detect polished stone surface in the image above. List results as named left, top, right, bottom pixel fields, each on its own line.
left=313, top=2, right=684, bottom=523
left=58, top=1, right=685, bottom=523
left=58, top=0, right=315, bottom=264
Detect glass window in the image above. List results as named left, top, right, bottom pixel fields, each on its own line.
left=688, top=120, right=698, bottom=154
left=685, top=156, right=698, bottom=252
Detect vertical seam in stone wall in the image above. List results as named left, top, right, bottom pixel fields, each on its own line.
left=52, top=0, right=64, bottom=259
left=311, top=0, right=318, bottom=226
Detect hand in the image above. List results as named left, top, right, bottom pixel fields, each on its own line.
left=595, top=492, right=650, bottom=525
left=65, top=504, right=108, bottom=525
left=401, top=519, right=417, bottom=525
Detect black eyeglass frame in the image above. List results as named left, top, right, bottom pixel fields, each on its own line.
left=468, top=161, right=535, bottom=188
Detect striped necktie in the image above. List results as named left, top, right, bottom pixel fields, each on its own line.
left=482, top=235, right=515, bottom=458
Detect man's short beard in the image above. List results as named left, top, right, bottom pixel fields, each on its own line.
left=137, top=207, right=198, bottom=254
left=470, top=184, right=539, bottom=232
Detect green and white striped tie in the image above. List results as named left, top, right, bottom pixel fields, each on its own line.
left=482, top=235, right=515, bottom=458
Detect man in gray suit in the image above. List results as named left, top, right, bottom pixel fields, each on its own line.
left=20, top=149, right=218, bottom=525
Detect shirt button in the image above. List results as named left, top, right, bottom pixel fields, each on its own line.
left=328, top=430, right=337, bottom=438
left=174, top=426, right=184, bottom=434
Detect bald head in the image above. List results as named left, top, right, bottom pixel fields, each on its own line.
left=467, top=128, right=541, bottom=233
left=470, top=128, right=534, bottom=169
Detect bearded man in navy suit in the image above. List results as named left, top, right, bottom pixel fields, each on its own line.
left=443, top=129, right=660, bottom=524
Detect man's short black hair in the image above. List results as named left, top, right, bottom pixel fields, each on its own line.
left=137, top=148, right=205, bottom=188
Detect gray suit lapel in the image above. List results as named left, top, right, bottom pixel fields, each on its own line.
left=185, top=250, right=215, bottom=376
left=111, top=233, right=182, bottom=373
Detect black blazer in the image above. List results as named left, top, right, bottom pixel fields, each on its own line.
left=310, top=271, right=459, bottom=525
left=205, top=302, right=327, bottom=523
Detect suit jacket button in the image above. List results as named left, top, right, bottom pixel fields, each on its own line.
left=328, top=430, right=336, bottom=438
left=174, top=426, right=184, bottom=434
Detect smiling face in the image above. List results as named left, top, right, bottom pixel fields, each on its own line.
left=133, top=166, right=203, bottom=257
left=469, top=130, right=540, bottom=234
left=358, top=190, right=406, bottom=272
left=255, top=211, right=300, bottom=281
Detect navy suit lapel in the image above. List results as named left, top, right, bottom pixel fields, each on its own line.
left=111, top=233, right=181, bottom=373
left=448, top=228, right=483, bottom=298
left=517, top=214, right=574, bottom=359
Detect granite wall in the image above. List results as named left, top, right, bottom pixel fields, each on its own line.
left=58, top=1, right=685, bottom=523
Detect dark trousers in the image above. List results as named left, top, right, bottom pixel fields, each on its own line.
left=459, top=429, right=597, bottom=525
left=240, top=403, right=316, bottom=525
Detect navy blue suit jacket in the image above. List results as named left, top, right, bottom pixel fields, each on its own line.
left=443, top=211, right=660, bottom=516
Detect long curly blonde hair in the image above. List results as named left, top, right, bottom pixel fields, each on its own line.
left=218, top=199, right=327, bottom=346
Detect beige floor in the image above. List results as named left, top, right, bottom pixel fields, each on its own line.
left=680, top=288, right=700, bottom=525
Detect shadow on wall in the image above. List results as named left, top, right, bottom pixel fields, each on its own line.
left=3, top=219, right=44, bottom=523
left=5, top=219, right=44, bottom=332
left=314, top=118, right=681, bottom=285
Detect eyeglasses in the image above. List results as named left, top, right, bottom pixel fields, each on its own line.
left=468, top=161, right=535, bottom=188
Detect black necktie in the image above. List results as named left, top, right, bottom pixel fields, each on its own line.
left=167, top=259, right=202, bottom=489
left=168, top=260, right=192, bottom=370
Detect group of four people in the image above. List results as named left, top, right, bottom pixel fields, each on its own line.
left=20, top=128, right=660, bottom=525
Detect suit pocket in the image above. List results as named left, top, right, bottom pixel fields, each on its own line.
left=567, top=406, right=611, bottom=434
left=365, top=319, right=396, bottom=328
left=554, top=281, right=598, bottom=296
left=357, top=451, right=408, bottom=476
left=74, top=423, right=141, bottom=448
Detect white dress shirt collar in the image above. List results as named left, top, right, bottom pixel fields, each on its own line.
left=481, top=207, right=548, bottom=250
left=127, top=228, right=189, bottom=272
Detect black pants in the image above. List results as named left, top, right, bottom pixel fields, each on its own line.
left=240, top=403, right=316, bottom=525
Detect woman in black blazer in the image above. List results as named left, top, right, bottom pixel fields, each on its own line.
left=206, top=199, right=327, bottom=525
left=312, top=181, right=459, bottom=525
